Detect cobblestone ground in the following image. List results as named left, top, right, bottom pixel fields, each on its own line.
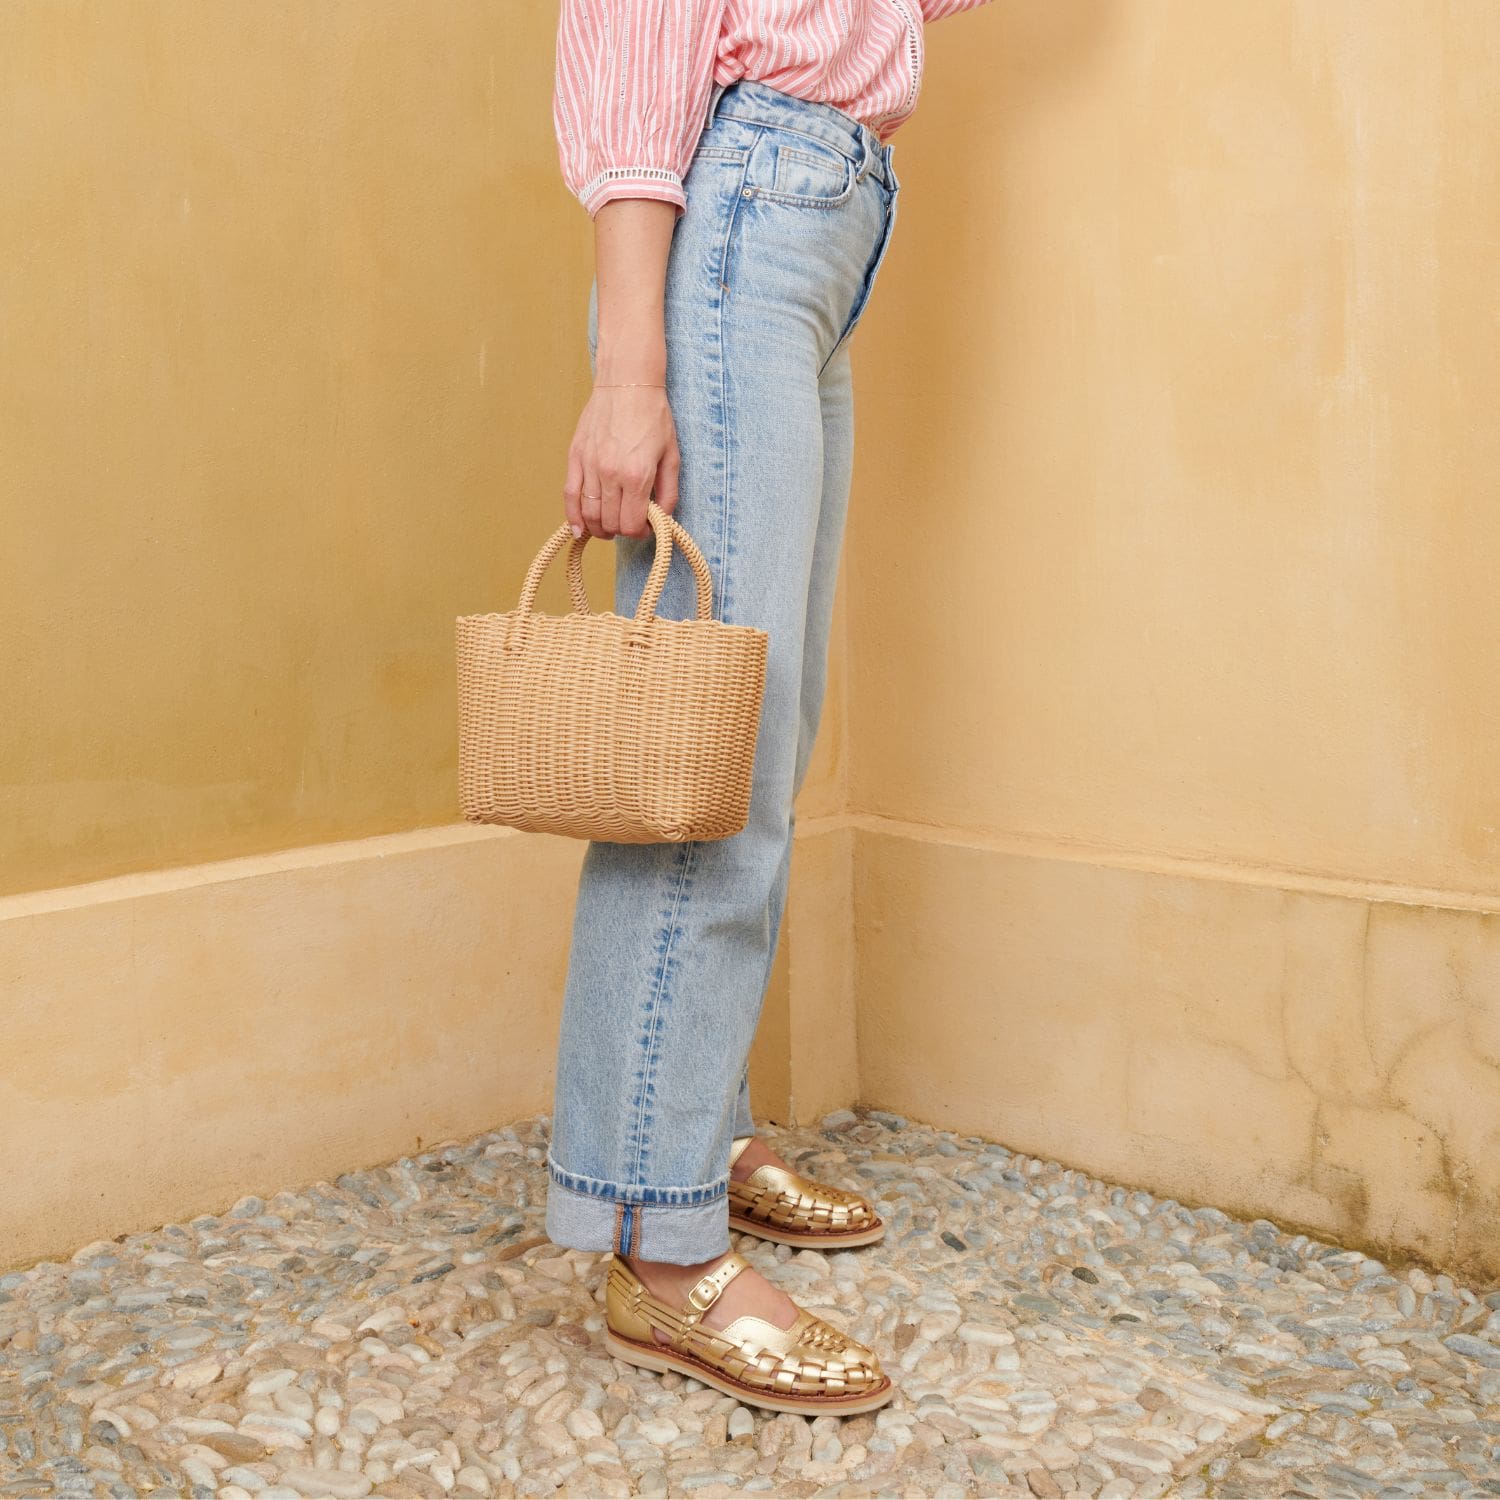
left=3, top=1111, right=1499, bottom=1499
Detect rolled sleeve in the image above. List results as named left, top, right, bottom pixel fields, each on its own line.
left=579, top=166, right=688, bottom=220
left=554, top=0, right=725, bottom=220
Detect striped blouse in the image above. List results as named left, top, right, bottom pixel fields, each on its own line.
left=554, top=0, right=993, bottom=218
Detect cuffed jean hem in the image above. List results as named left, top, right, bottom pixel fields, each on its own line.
left=545, top=1164, right=732, bottom=1266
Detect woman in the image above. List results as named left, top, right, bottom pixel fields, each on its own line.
left=546, top=0, right=990, bottom=1416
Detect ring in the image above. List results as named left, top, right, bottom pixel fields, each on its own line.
left=582, top=491, right=600, bottom=501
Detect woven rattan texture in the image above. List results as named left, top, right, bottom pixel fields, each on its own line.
left=456, top=504, right=768, bottom=843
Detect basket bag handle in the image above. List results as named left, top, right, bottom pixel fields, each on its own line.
left=506, top=501, right=714, bottom=649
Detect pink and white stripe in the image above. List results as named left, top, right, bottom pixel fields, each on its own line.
left=553, top=0, right=993, bottom=218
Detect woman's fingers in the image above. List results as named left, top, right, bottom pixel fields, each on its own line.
left=654, top=433, right=682, bottom=518
left=599, top=466, right=625, bottom=539
left=621, top=410, right=680, bottom=535
left=618, top=454, right=656, bottom=538
left=562, top=447, right=586, bottom=537
left=580, top=466, right=606, bottom=539
left=564, top=420, right=604, bottom=539
left=567, top=388, right=677, bottom=540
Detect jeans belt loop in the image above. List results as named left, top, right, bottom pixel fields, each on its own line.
left=854, top=130, right=872, bottom=183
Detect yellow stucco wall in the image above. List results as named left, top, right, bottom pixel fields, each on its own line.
left=853, top=822, right=1500, bottom=1280
left=0, top=1, right=843, bottom=902
left=0, top=828, right=579, bottom=1269
left=853, top=1, right=1499, bottom=893
left=847, top=2, right=1500, bottom=1279
left=1, top=3, right=605, bottom=895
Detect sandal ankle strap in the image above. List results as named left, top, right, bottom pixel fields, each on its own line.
left=686, top=1251, right=750, bottom=1316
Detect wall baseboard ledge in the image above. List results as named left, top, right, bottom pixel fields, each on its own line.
left=0, top=823, right=520, bottom=919
left=844, top=811, right=1500, bottom=917
left=853, top=819, right=1500, bottom=1282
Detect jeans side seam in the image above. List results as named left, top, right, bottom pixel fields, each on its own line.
left=712, top=154, right=749, bottom=626
left=625, top=839, right=699, bottom=1185
left=759, top=821, right=796, bottom=1005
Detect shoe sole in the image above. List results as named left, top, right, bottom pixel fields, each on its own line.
left=729, top=1215, right=887, bottom=1249
left=605, top=1330, right=896, bottom=1415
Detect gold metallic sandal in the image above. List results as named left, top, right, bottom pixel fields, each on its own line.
left=727, top=1136, right=886, bottom=1248
left=604, top=1252, right=894, bottom=1415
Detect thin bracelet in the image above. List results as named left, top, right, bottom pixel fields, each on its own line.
left=594, top=381, right=666, bottom=388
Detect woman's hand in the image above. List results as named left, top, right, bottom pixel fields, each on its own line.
left=564, top=384, right=681, bottom=540
left=564, top=197, right=680, bottom=540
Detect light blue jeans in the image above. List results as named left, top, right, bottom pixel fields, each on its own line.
left=546, top=78, right=901, bottom=1266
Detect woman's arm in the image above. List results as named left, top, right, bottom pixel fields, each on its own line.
left=554, top=0, right=726, bottom=540
left=554, top=0, right=725, bottom=219
left=564, top=201, right=679, bottom=541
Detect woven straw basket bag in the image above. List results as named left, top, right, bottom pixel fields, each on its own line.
left=456, top=501, right=768, bottom=842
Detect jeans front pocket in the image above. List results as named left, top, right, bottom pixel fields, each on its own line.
left=743, top=128, right=858, bottom=209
